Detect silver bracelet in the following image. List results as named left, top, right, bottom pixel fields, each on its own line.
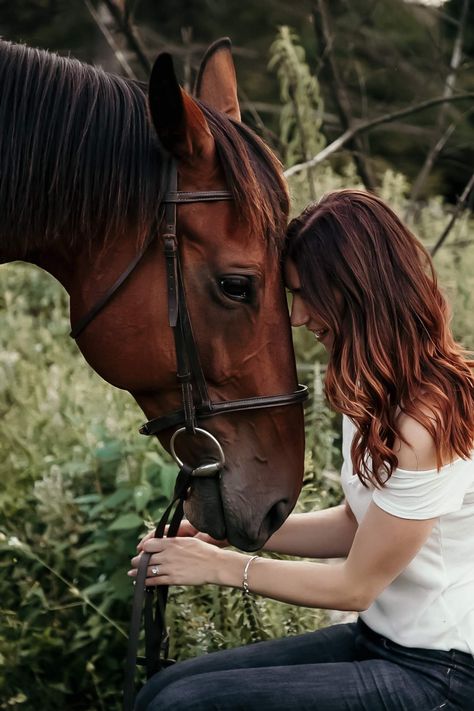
left=242, top=555, right=259, bottom=595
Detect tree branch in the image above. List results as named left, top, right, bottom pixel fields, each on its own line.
left=284, top=92, right=474, bottom=178
left=101, top=0, right=151, bottom=76
left=409, top=0, right=470, bottom=205
left=83, top=0, right=137, bottom=79
left=312, top=0, right=376, bottom=191
left=430, top=171, right=474, bottom=257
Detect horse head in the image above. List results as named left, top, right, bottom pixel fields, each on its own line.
left=0, top=38, right=306, bottom=551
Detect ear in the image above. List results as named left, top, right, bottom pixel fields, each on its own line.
left=195, top=37, right=241, bottom=122
left=148, top=52, right=215, bottom=165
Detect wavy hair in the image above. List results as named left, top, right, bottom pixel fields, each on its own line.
left=285, top=190, right=474, bottom=486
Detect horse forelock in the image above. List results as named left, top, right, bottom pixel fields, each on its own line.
left=0, top=40, right=288, bottom=260
left=200, top=102, right=290, bottom=254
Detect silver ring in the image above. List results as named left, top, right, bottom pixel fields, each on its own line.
left=170, top=427, right=225, bottom=477
left=151, top=566, right=160, bottom=576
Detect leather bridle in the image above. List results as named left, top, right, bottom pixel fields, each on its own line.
left=70, top=156, right=308, bottom=710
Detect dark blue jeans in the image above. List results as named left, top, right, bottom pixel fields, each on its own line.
left=135, top=619, right=474, bottom=710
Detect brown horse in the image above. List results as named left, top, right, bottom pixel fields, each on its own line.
left=0, top=38, right=305, bottom=551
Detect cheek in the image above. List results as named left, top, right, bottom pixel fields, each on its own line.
left=73, top=304, right=177, bottom=392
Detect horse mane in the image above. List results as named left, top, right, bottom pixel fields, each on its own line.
left=0, top=40, right=288, bottom=260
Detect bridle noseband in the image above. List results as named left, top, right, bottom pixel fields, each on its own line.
left=70, top=157, right=308, bottom=709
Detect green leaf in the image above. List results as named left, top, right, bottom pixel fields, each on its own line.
left=82, top=581, right=110, bottom=598
left=133, top=482, right=152, bottom=512
left=159, top=464, right=178, bottom=500
left=73, top=493, right=101, bottom=505
left=95, top=441, right=122, bottom=462
left=107, top=513, right=142, bottom=531
left=88, top=487, right=132, bottom=517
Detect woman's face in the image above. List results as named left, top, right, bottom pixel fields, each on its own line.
left=284, top=259, right=334, bottom=352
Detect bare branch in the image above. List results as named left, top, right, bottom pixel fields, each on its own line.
left=181, top=26, right=193, bottom=93
left=101, top=0, right=151, bottom=76
left=124, top=0, right=141, bottom=23
left=284, top=92, right=474, bottom=178
left=83, top=0, right=137, bottom=79
left=312, top=0, right=376, bottom=191
left=409, top=0, right=470, bottom=205
left=412, top=122, right=457, bottom=200
left=430, top=172, right=474, bottom=257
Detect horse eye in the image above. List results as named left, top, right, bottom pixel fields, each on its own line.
left=218, top=275, right=253, bottom=302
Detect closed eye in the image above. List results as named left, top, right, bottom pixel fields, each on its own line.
left=218, top=275, right=254, bottom=303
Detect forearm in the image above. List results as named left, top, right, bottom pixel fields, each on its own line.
left=262, top=503, right=358, bottom=558
left=215, top=551, right=365, bottom=611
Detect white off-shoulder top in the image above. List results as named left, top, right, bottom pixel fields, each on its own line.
left=341, top=415, right=474, bottom=655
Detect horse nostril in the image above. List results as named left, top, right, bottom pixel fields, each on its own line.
left=265, top=499, right=289, bottom=534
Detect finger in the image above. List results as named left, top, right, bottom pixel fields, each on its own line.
left=147, top=563, right=163, bottom=578
left=143, top=538, right=168, bottom=554
left=126, top=568, right=170, bottom=586
left=164, top=521, right=197, bottom=538
left=136, top=529, right=155, bottom=551
left=144, top=574, right=171, bottom=587
left=127, top=555, right=165, bottom=577
left=178, top=520, right=199, bottom=536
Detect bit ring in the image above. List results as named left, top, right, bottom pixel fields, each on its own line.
left=170, top=427, right=225, bottom=477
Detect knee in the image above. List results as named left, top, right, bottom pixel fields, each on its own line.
left=144, top=678, right=206, bottom=711
left=134, top=665, right=180, bottom=711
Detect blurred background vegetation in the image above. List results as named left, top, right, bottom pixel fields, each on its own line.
left=0, top=1, right=473, bottom=708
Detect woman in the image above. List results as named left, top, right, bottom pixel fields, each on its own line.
left=131, top=190, right=474, bottom=710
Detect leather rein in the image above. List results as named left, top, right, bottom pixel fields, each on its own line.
left=70, top=157, right=308, bottom=710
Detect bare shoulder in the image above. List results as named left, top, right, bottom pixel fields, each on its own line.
left=394, top=406, right=439, bottom=471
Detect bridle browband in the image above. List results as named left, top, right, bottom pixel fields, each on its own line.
left=70, top=156, right=308, bottom=709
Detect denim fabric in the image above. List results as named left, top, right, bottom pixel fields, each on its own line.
left=134, top=620, right=474, bottom=710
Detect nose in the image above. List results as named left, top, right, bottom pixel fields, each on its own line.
left=290, top=293, right=309, bottom=328
left=227, top=497, right=291, bottom=551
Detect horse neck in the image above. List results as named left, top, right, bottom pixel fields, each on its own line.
left=0, top=239, right=79, bottom=292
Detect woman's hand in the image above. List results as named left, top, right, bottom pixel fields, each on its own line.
left=136, top=521, right=228, bottom=553
left=128, top=536, right=223, bottom=586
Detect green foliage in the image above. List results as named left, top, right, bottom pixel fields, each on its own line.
left=0, top=264, right=328, bottom=710
left=269, top=26, right=325, bottom=167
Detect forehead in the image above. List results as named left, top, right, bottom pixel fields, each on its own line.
left=283, top=259, right=301, bottom=290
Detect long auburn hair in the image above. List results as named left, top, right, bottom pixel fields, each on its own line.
left=286, top=190, right=474, bottom=486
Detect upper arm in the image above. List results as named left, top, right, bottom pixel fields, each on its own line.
left=343, top=501, right=437, bottom=609
left=395, top=408, right=442, bottom=471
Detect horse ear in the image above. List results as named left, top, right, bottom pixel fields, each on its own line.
left=195, top=38, right=241, bottom=122
left=148, top=52, right=215, bottom=164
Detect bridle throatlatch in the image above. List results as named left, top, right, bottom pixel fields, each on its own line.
left=69, top=157, right=308, bottom=711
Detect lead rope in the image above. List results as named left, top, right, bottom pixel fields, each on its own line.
left=122, top=464, right=193, bottom=711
